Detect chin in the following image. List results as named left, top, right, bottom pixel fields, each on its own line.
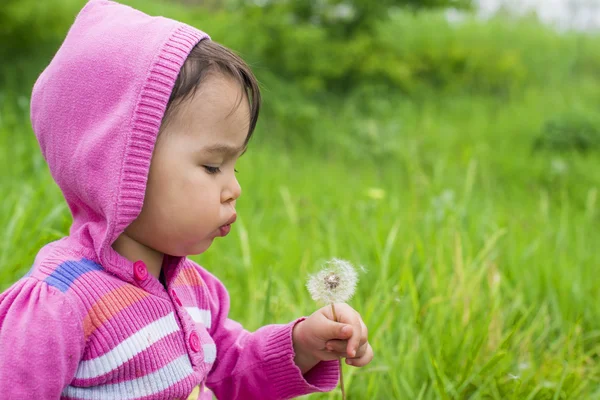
left=186, top=240, right=213, bottom=256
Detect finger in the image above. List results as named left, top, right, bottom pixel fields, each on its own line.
left=326, top=341, right=369, bottom=361
left=320, top=350, right=344, bottom=362
left=346, top=343, right=374, bottom=367
left=327, top=351, right=350, bottom=359
left=350, top=341, right=368, bottom=359
left=359, top=320, right=369, bottom=347
left=330, top=306, right=363, bottom=357
left=319, top=316, right=353, bottom=341
left=328, top=303, right=356, bottom=322
left=327, top=339, right=367, bottom=358
left=325, top=339, right=348, bottom=354
left=346, top=314, right=362, bottom=358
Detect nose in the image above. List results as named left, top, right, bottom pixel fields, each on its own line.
left=222, top=174, right=242, bottom=204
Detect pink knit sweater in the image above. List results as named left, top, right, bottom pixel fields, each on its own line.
left=0, top=1, right=338, bottom=399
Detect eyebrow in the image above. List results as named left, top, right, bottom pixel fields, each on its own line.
left=202, top=144, right=247, bottom=157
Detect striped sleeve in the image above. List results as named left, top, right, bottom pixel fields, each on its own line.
left=0, top=277, right=84, bottom=398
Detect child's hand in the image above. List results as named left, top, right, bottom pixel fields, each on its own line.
left=292, top=303, right=373, bottom=374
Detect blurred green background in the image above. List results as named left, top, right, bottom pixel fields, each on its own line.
left=1, top=0, right=600, bottom=398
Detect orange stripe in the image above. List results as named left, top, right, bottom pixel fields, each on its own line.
left=173, top=268, right=203, bottom=287
left=83, top=284, right=150, bottom=338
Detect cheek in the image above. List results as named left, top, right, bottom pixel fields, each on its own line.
left=136, top=163, right=186, bottom=227
left=141, top=161, right=220, bottom=223
left=148, top=159, right=201, bottom=201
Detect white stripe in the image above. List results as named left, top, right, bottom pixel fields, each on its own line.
left=185, top=307, right=212, bottom=328
left=63, top=355, right=194, bottom=400
left=203, top=343, right=216, bottom=363
left=75, top=312, right=180, bottom=379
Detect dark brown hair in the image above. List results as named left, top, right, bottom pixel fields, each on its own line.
left=162, top=40, right=261, bottom=143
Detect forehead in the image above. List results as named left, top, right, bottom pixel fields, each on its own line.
left=162, top=74, right=250, bottom=148
left=187, top=74, right=249, bottom=131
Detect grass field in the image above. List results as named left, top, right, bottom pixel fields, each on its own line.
left=1, top=1, right=600, bottom=398
left=2, top=78, right=599, bottom=399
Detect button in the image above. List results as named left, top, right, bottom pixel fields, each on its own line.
left=189, top=331, right=200, bottom=352
left=133, top=260, right=148, bottom=281
left=171, top=289, right=182, bottom=306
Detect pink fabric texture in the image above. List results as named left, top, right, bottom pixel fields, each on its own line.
left=0, top=1, right=338, bottom=398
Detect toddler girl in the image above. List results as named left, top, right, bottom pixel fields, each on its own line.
left=0, top=1, right=373, bottom=399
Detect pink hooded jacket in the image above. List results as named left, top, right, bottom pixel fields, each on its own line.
left=0, top=1, right=338, bottom=399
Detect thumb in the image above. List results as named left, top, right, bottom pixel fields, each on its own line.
left=320, top=318, right=353, bottom=341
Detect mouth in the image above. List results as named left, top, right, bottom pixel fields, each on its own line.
left=218, top=214, right=237, bottom=237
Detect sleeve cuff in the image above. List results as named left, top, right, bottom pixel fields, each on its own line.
left=263, top=318, right=339, bottom=399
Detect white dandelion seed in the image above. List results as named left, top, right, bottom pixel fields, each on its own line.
left=306, top=258, right=358, bottom=304
left=508, top=373, right=520, bottom=381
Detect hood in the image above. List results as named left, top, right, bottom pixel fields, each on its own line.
left=30, top=0, right=209, bottom=279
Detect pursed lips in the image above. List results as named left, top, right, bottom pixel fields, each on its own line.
left=218, top=213, right=237, bottom=237
left=224, top=213, right=237, bottom=226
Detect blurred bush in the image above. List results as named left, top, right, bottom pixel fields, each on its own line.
left=2, top=0, right=599, bottom=97
left=0, top=0, right=80, bottom=56
left=534, top=111, right=600, bottom=153
left=0, top=0, right=83, bottom=89
left=2, top=0, right=600, bottom=156
left=225, top=0, right=472, bottom=38
left=180, top=2, right=600, bottom=98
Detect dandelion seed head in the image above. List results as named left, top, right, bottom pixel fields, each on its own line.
left=324, top=272, right=340, bottom=290
left=306, top=258, right=358, bottom=304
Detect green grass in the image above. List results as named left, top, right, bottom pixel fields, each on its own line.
left=1, top=2, right=600, bottom=397
left=2, top=77, right=600, bottom=398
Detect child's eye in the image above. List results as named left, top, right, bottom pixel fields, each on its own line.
left=203, top=165, right=221, bottom=174
left=234, top=169, right=239, bottom=173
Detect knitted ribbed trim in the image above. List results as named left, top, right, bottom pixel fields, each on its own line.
left=263, top=319, right=339, bottom=398
left=116, top=25, right=208, bottom=235
left=101, top=24, right=208, bottom=274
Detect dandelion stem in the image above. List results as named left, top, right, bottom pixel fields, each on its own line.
left=330, top=303, right=338, bottom=321
left=330, top=303, right=346, bottom=400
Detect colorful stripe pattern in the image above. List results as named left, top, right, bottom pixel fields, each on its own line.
left=45, top=259, right=103, bottom=292
left=82, top=284, right=151, bottom=339
left=63, top=355, right=195, bottom=399
left=42, top=257, right=218, bottom=400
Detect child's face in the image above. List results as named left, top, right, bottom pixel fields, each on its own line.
left=123, top=73, right=248, bottom=257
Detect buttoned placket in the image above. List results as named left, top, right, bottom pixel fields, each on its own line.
left=164, top=266, right=212, bottom=378
left=131, top=258, right=212, bottom=379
